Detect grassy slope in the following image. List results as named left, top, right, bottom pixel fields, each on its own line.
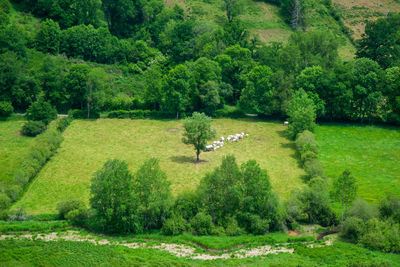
left=315, top=124, right=400, bottom=202
left=0, top=117, right=36, bottom=186
left=13, top=118, right=304, bottom=214
left=333, top=0, right=400, bottom=40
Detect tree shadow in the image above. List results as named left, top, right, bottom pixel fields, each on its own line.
left=170, top=155, right=208, bottom=164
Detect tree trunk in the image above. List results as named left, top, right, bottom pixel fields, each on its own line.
left=341, top=201, right=344, bottom=224
left=196, top=150, right=200, bottom=162
left=176, top=111, right=179, bottom=120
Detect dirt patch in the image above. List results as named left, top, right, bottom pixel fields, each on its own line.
left=165, top=128, right=180, bottom=133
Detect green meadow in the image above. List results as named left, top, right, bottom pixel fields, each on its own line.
left=14, top=118, right=305, bottom=214
left=0, top=118, right=36, bottom=186
left=316, top=124, right=400, bottom=202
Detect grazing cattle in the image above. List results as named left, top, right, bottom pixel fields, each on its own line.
left=284, top=121, right=289, bottom=126
left=205, top=145, right=213, bottom=151
left=245, top=134, right=249, bottom=137
left=220, top=136, right=225, bottom=141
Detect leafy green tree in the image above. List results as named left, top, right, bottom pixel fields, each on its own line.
left=64, top=64, right=90, bottom=109
left=182, top=112, right=216, bottom=162
left=357, top=13, right=400, bottom=68
left=143, top=65, right=163, bottom=110
left=163, top=64, right=192, bottom=118
left=0, top=101, right=13, bottom=117
left=384, top=67, right=400, bottom=124
left=331, top=169, right=358, bottom=223
left=286, top=89, right=316, bottom=139
left=239, top=65, right=275, bottom=116
left=90, top=159, right=140, bottom=233
left=198, top=155, right=242, bottom=225
left=224, top=0, right=243, bottom=23
left=86, top=68, right=108, bottom=118
left=198, top=81, right=221, bottom=115
left=25, top=99, right=57, bottom=125
left=35, top=19, right=60, bottom=54
left=134, top=158, right=172, bottom=230
left=0, top=23, right=26, bottom=57
left=350, top=58, right=383, bottom=123
left=295, top=66, right=326, bottom=118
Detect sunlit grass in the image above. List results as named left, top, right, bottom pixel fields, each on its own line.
left=316, top=123, right=400, bottom=202
left=14, top=118, right=304, bottom=214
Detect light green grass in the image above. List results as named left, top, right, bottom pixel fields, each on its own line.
left=14, top=118, right=304, bottom=214
left=0, top=118, right=36, bottom=186
left=315, top=124, right=400, bottom=202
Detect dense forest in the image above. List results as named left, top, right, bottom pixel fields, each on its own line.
left=0, top=0, right=399, bottom=125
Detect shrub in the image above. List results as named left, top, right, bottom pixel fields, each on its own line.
left=5, top=185, right=22, bottom=202
left=295, top=130, right=318, bottom=154
left=105, top=93, right=133, bottom=111
left=379, top=195, right=400, bottom=222
left=304, top=159, right=324, bottom=179
left=8, top=207, right=28, bottom=221
left=65, top=207, right=88, bottom=224
left=22, top=121, right=46, bottom=137
left=173, top=192, right=199, bottom=221
left=249, top=215, right=270, bottom=235
left=71, top=109, right=100, bottom=119
left=347, top=199, right=379, bottom=221
left=56, top=200, right=87, bottom=219
left=190, top=212, right=213, bottom=235
left=0, top=101, right=13, bottom=117
left=26, top=100, right=57, bottom=125
left=342, top=216, right=364, bottom=242
left=225, top=217, right=245, bottom=236
left=0, top=193, right=11, bottom=210
left=300, top=150, right=317, bottom=165
left=161, top=214, right=187, bottom=236
left=56, top=117, right=72, bottom=132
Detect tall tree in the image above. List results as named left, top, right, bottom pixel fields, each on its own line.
left=182, top=112, right=216, bottom=162
left=331, top=169, right=358, bottom=224
left=35, top=19, right=61, bottom=55
left=64, top=64, right=90, bottom=109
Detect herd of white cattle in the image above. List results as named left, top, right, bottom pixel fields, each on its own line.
left=205, top=132, right=249, bottom=152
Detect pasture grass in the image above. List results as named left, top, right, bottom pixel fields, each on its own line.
left=13, top=118, right=305, bottom=214
left=1, top=239, right=400, bottom=266
left=0, top=117, right=36, bottom=186
left=315, top=123, right=400, bottom=202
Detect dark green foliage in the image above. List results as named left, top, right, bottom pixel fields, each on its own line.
left=347, top=199, right=379, bottom=222
left=287, top=89, right=316, bottom=140
left=357, top=13, right=400, bottom=68
left=359, top=219, right=400, bottom=253
left=25, top=100, right=57, bottom=125
left=71, top=109, right=100, bottom=119
left=0, top=192, right=10, bottom=210
left=134, top=158, right=172, bottom=230
left=331, top=169, right=358, bottom=222
left=56, top=200, right=86, bottom=219
left=304, top=159, right=324, bottom=179
left=342, top=216, right=364, bottom=242
left=379, top=195, right=400, bottom=222
left=21, top=121, right=46, bottom=137
left=295, top=130, right=318, bottom=155
left=190, top=212, right=213, bottom=235
left=161, top=214, right=186, bottom=235
left=90, top=159, right=140, bottom=233
left=0, top=100, right=13, bottom=117
left=35, top=19, right=61, bottom=54
left=173, top=192, right=199, bottom=221
left=107, top=110, right=178, bottom=119
left=56, top=117, right=72, bottom=132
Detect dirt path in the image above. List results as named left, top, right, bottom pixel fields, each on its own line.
left=0, top=231, right=334, bottom=260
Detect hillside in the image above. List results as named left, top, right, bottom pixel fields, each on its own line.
left=333, top=0, right=400, bottom=39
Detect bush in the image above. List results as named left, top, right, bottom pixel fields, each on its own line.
left=0, top=101, right=13, bottom=117
left=5, top=185, right=22, bottom=202
left=214, top=108, right=245, bottom=118
left=304, top=159, right=324, bottom=179
left=22, top=121, right=46, bottom=137
left=56, top=200, right=87, bottom=219
left=342, top=216, right=365, bottom=242
left=379, top=195, right=400, bottom=222
left=173, top=192, right=199, bottom=221
left=161, top=214, right=187, bottom=235
left=107, top=110, right=178, bottom=120
left=249, top=215, right=270, bottom=235
left=26, top=100, right=57, bottom=125
left=296, top=130, right=318, bottom=154
left=56, top=117, right=72, bottom=132
left=190, top=212, right=213, bottom=235
left=105, top=93, right=133, bottom=111
left=347, top=199, right=379, bottom=221
left=225, top=217, right=245, bottom=236
left=8, top=207, right=28, bottom=221
left=65, top=207, right=88, bottom=224
left=0, top=193, right=11, bottom=210
left=71, top=109, right=100, bottom=119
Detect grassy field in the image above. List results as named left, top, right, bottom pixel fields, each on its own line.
left=332, top=0, right=400, bottom=40
left=13, top=118, right=304, bottom=214
left=0, top=117, right=36, bottom=186
left=315, top=124, right=400, bottom=202
left=2, top=239, right=400, bottom=266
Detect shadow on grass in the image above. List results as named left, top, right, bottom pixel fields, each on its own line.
left=170, top=155, right=208, bottom=164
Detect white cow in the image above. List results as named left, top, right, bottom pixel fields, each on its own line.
left=220, top=136, right=225, bottom=141
left=284, top=121, right=289, bottom=126
left=205, top=145, right=213, bottom=151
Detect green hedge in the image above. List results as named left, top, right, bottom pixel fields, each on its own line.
left=71, top=109, right=100, bottom=119
left=214, top=108, right=246, bottom=119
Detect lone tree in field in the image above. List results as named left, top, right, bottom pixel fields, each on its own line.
left=182, top=112, right=216, bottom=162
left=331, top=169, right=358, bottom=224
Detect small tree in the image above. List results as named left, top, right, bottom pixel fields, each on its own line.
left=134, top=158, right=172, bottom=230
left=90, top=159, right=139, bottom=233
left=287, top=89, right=316, bottom=140
left=25, top=99, right=57, bottom=125
left=182, top=112, right=216, bottom=162
left=331, top=169, right=358, bottom=224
